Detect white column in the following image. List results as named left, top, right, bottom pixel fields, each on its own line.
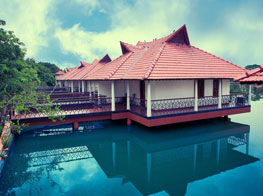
left=78, top=81, right=81, bottom=92
left=71, top=81, right=74, bottom=93
left=147, top=80, right=152, bottom=117
left=218, top=79, right=222, bottom=109
left=126, top=81, right=130, bottom=110
left=88, top=81, right=91, bottom=95
left=248, top=85, right=252, bottom=105
left=111, top=81, right=115, bottom=111
left=194, top=80, right=198, bottom=111
left=97, top=83, right=100, bottom=96
left=81, top=81, right=84, bottom=93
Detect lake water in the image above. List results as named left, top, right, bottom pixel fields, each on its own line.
left=0, top=101, right=262, bottom=196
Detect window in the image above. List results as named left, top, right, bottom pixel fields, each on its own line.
left=198, top=80, right=205, bottom=98
left=213, top=79, right=219, bottom=97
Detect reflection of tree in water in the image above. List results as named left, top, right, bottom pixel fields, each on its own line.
left=0, top=152, right=64, bottom=196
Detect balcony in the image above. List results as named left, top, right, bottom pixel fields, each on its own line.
left=14, top=93, right=249, bottom=121
left=130, top=93, right=249, bottom=117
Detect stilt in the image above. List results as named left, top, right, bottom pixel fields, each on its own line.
left=73, top=121, right=79, bottom=130
left=223, top=116, right=230, bottom=121
left=127, top=118, right=132, bottom=126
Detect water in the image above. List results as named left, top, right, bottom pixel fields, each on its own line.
left=0, top=101, right=262, bottom=196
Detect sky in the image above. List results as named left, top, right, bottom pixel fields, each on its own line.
left=0, top=0, right=262, bottom=69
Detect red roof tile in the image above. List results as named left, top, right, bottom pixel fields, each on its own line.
left=54, top=71, right=65, bottom=75
left=235, top=66, right=263, bottom=83
left=60, top=25, right=247, bottom=81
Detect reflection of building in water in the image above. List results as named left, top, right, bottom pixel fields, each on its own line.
left=86, top=122, right=257, bottom=196
left=17, top=120, right=258, bottom=196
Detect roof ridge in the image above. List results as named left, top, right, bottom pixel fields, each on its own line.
left=143, top=43, right=167, bottom=79
left=106, top=52, right=133, bottom=79
left=191, top=45, right=246, bottom=71
left=121, top=47, right=149, bottom=79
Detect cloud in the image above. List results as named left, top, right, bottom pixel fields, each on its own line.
left=192, top=4, right=263, bottom=66
left=74, top=0, right=102, bottom=15
left=0, top=0, right=56, bottom=57
left=55, top=0, right=263, bottom=66
left=54, top=0, right=190, bottom=62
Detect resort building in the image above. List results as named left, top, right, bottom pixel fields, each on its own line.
left=54, top=25, right=251, bottom=127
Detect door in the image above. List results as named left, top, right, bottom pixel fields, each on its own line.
left=213, top=79, right=219, bottom=97
left=140, top=80, right=145, bottom=100
left=198, top=80, right=205, bottom=98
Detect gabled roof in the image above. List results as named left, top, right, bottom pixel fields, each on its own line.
left=54, top=71, right=65, bottom=75
left=66, top=68, right=74, bottom=72
left=88, top=24, right=246, bottom=80
left=57, top=54, right=112, bottom=81
left=235, top=66, right=263, bottom=83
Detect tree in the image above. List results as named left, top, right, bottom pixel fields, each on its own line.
left=0, top=20, right=64, bottom=135
left=245, top=64, right=260, bottom=70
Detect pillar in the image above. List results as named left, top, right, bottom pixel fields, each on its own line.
left=73, top=121, right=78, bottom=130
left=147, top=80, right=152, bottom=117
left=82, top=81, right=84, bottom=93
left=71, top=81, right=74, bottom=93
left=78, top=81, right=81, bottom=92
left=88, top=81, right=91, bottom=96
left=194, top=80, right=198, bottom=111
left=127, top=81, right=130, bottom=110
left=111, top=81, right=115, bottom=111
left=127, top=119, right=132, bottom=126
left=218, top=79, right=222, bottom=109
left=248, top=85, right=252, bottom=105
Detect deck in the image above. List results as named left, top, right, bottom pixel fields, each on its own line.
left=11, top=93, right=250, bottom=127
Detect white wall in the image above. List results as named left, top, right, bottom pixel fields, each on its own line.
left=97, top=81, right=111, bottom=97
left=150, top=80, right=195, bottom=100
left=222, top=79, right=230, bottom=95
left=205, top=80, right=213, bottom=97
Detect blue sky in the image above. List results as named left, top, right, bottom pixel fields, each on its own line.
left=0, top=0, right=262, bottom=68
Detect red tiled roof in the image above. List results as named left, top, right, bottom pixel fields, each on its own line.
left=59, top=25, right=246, bottom=81
left=57, top=54, right=112, bottom=80
left=88, top=25, right=245, bottom=80
left=235, top=66, right=263, bottom=83
left=66, top=68, right=74, bottom=72
left=54, top=71, right=65, bottom=75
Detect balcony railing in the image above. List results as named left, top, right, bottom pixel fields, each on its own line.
left=14, top=93, right=249, bottom=120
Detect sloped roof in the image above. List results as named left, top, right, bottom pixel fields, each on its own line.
left=54, top=71, right=65, bottom=75
left=88, top=25, right=246, bottom=80
left=57, top=54, right=112, bottom=81
left=235, top=66, right=263, bottom=83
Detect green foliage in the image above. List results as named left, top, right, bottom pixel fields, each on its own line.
left=26, top=59, right=61, bottom=87
left=0, top=19, right=64, bottom=133
left=245, top=64, right=260, bottom=70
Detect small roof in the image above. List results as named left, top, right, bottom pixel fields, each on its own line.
left=54, top=71, right=65, bottom=75
left=66, top=68, right=74, bottom=72
left=88, top=25, right=246, bottom=80
left=235, top=66, right=263, bottom=84
left=57, top=54, right=112, bottom=81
